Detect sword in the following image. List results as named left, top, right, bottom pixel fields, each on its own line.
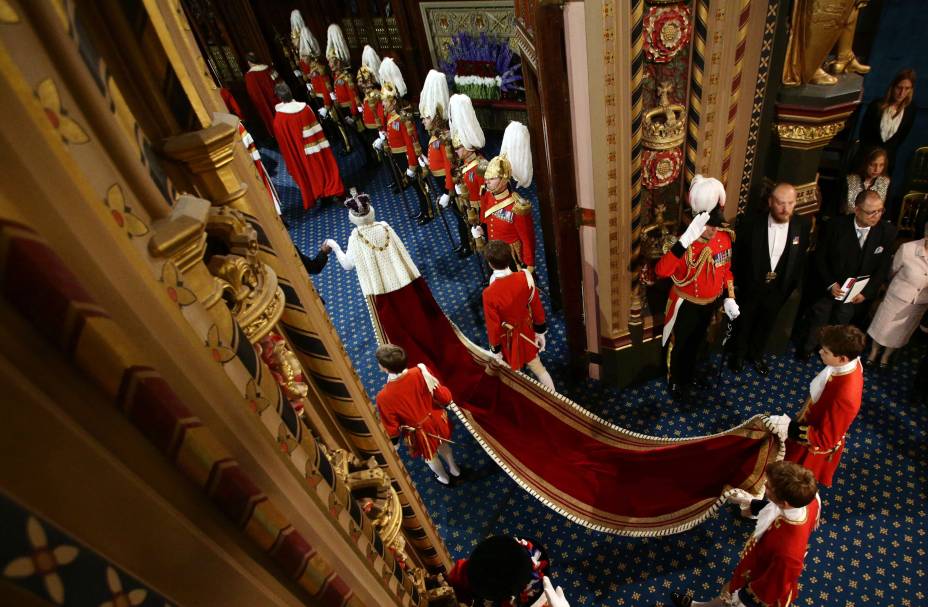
left=399, top=425, right=457, bottom=445
left=427, top=174, right=457, bottom=249
left=382, top=151, right=417, bottom=219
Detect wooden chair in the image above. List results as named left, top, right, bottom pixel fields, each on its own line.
left=897, top=192, right=928, bottom=239
left=904, top=146, right=928, bottom=193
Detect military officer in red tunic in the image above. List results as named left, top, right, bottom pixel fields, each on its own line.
left=356, top=66, right=384, bottom=165
left=482, top=240, right=554, bottom=390
left=656, top=175, right=740, bottom=399
left=766, top=324, right=865, bottom=487
left=381, top=82, right=433, bottom=224
left=448, top=93, right=488, bottom=251
left=375, top=344, right=460, bottom=485
left=672, top=461, right=820, bottom=607
left=325, top=25, right=360, bottom=121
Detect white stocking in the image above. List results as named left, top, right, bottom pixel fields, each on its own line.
left=437, top=443, right=460, bottom=476
left=426, top=455, right=449, bottom=484
left=525, top=356, right=555, bottom=391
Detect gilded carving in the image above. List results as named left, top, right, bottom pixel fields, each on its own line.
left=783, top=0, right=865, bottom=86
left=258, top=332, right=310, bottom=416
left=419, top=1, right=517, bottom=66
left=773, top=120, right=847, bottom=149
left=642, top=82, right=685, bottom=150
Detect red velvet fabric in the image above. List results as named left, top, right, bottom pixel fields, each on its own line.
left=375, top=278, right=777, bottom=534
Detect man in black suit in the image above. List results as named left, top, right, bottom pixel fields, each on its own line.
left=730, top=183, right=811, bottom=374
left=799, top=190, right=897, bottom=358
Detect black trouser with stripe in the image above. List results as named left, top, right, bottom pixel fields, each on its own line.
left=668, top=299, right=717, bottom=387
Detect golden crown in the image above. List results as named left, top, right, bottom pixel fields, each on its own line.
left=642, top=81, right=686, bottom=150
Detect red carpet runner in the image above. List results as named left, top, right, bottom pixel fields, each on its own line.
left=373, top=278, right=780, bottom=536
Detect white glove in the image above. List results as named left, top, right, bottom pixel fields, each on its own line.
left=471, top=225, right=484, bottom=239
left=542, top=577, right=570, bottom=607
left=378, top=130, right=387, bottom=140
left=318, top=107, right=328, bottom=119
left=678, top=211, right=711, bottom=249
left=324, top=238, right=342, bottom=253
left=491, top=350, right=508, bottom=368
left=764, top=414, right=791, bottom=443
left=439, top=193, right=451, bottom=208
left=726, top=488, right=756, bottom=508
left=455, top=182, right=467, bottom=196
left=329, top=91, right=337, bottom=101
left=345, top=116, right=354, bottom=125
left=417, top=154, right=428, bottom=168
left=723, top=297, right=740, bottom=320
left=405, top=167, right=416, bottom=178
left=535, top=333, right=546, bottom=352
left=357, top=105, right=364, bottom=114
left=373, top=137, right=384, bottom=151
left=293, top=69, right=303, bottom=78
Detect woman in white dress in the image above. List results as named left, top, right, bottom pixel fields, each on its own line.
left=866, top=223, right=928, bottom=368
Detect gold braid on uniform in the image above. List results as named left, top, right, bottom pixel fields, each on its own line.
left=512, top=192, right=532, bottom=216
left=672, top=245, right=715, bottom=289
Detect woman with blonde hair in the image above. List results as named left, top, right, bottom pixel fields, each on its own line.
left=859, top=68, right=916, bottom=170
left=843, top=146, right=890, bottom=214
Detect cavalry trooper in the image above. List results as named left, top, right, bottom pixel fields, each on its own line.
left=448, top=93, right=487, bottom=254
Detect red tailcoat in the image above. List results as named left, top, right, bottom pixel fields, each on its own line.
left=728, top=497, right=820, bottom=607
left=481, top=190, right=536, bottom=269
left=785, top=362, right=863, bottom=486
left=427, top=133, right=455, bottom=191
left=361, top=92, right=385, bottom=130
left=244, top=66, right=279, bottom=135
left=272, top=102, right=344, bottom=208
left=460, top=155, right=486, bottom=204
left=483, top=270, right=547, bottom=369
left=376, top=366, right=453, bottom=460
left=655, top=230, right=734, bottom=344
left=385, top=111, right=421, bottom=168
left=333, top=70, right=360, bottom=116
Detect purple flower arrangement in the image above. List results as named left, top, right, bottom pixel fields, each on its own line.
left=439, top=32, right=523, bottom=100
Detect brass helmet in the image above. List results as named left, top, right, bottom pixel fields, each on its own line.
left=484, top=154, right=512, bottom=182
left=356, top=66, right=377, bottom=88
left=380, top=82, right=399, bottom=104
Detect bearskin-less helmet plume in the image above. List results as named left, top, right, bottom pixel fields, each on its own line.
left=418, top=69, right=450, bottom=121
left=378, top=57, right=407, bottom=97
left=290, top=10, right=320, bottom=58
left=326, top=24, right=350, bottom=63
left=688, top=174, right=726, bottom=226
left=448, top=94, right=485, bottom=151
left=361, top=45, right=382, bottom=82
left=489, top=121, right=532, bottom=188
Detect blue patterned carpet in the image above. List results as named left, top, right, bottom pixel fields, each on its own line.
left=265, top=133, right=926, bottom=606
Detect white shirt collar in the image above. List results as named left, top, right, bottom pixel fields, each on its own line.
left=387, top=369, right=408, bottom=382
left=854, top=218, right=871, bottom=232
left=490, top=268, right=513, bottom=284
left=767, top=214, right=789, bottom=229
left=810, top=357, right=860, bottom=402
left=753, top=500, right=809, bottom=539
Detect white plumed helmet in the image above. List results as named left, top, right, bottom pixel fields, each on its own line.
left=361, top=46, right=382, bottom=83
left=419, top=70, right=451, bottom=120
left=326, top=24, right=350, bottom=63
left=378, top=57, right=407, bottom=97
left=448, top=94, right=485, bottom=151
left=290, top=10, right=320, bottom=58
left=499, top=121, right=533, bottom=188
left=688, top=174, right=726, bottom=213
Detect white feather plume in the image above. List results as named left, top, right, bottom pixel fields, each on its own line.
left=361, top=46, right=382, bottom=82
left=326, top=24, right=350, bottom=62
left=378, top=57, right=407, bottom=97
left=500, top=121, right=533, bottom=187
left=419, top=70, right=450, bottom=119
left=448, top=94, right=485, bottom=150
left=290, top=10, right=320, bottom=58
left=688, top=174, right=726, bottom=213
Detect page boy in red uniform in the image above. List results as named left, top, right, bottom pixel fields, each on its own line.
left=375, top=344, right=460, bottom=485
left=672, top=461, right=820, bottom=607
left=482, top=240, right=554, bottom=391
left=766, top=324, right=865, bottom=487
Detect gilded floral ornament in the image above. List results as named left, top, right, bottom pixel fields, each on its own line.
left=160, top=261, right=196, bottom=307
left=104, top=184, right=149, bottom=238
left=100, top=566, right=147, bottom=607
left=35, top=79, right=88, bottom=145
left=205, top=324, right=235, bottom=364
left=2, top=517, right=79, bottom=605
left=643, top=5, right=692, bottom=64
left=0, top=0, right=20, bottom=24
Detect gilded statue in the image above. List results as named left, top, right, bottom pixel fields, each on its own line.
left=783, top=0, right=871, bottom=86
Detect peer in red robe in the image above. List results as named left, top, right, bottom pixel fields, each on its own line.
left=272, top=91, right=344, bottom=210
left=375, top=344, right=460, bottom=484
left=243, top=58, right=279, bottom=135
left=219, top=87, right=242, bottom=118
left=481, top=241, right=554, bottom=391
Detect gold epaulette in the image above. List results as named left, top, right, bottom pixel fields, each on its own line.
left=512, top=192, right=532, bottom=216
left=365, top=90, right=381, bottom=103
left=476, top=157, right=489, bottom=177
left=719, top=226, right=735, bottom=242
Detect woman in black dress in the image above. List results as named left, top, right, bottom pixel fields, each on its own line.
left=859, top=68, right=917, bottom=171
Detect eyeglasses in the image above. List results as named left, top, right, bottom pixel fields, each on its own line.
left=859, top=207, right=885, bottom=217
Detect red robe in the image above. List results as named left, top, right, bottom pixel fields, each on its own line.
left=785, top=361, right=863, bottom=487
left=220, top=87, right=242, bottom=118
left=655, top=229, right=734, bottom=344
left=427, top=132, right=455, bottom=191
left=728, top=497, right=820, bottom=607
left=272, top=101, right=344, bottom=209
left=480, top=189, right=536, bottom=269
left=483, top=270, right=547, bottom=369
left=385, top=111, right=421, bottom=168
left=244, top=65, right=279, bottom=135
left=376, top=365, right=453, bottom=460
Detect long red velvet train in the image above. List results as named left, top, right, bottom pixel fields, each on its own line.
left=372, top=277, right=780, bottom=536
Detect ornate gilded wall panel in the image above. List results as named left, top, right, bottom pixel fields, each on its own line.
left=419, top=0, right=517, bottom=66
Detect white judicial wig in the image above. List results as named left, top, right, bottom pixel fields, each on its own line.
left=688, top=174, right=726, bottom=213
left=326, top=24, right=350, bottom=63
left=499, top=121, right=533, bottom=188
left=361, top=45, right=382, bottom=82
left=418, top=69, right=451, bottom=120
left=378, top=57, right=407, bottom=97
left=448, top=94, right=486, bottom=150
left=290, top=10, right=320, bottom=59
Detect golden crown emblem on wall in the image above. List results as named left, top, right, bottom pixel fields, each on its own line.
left=642, top=81, right=686, bottom=150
